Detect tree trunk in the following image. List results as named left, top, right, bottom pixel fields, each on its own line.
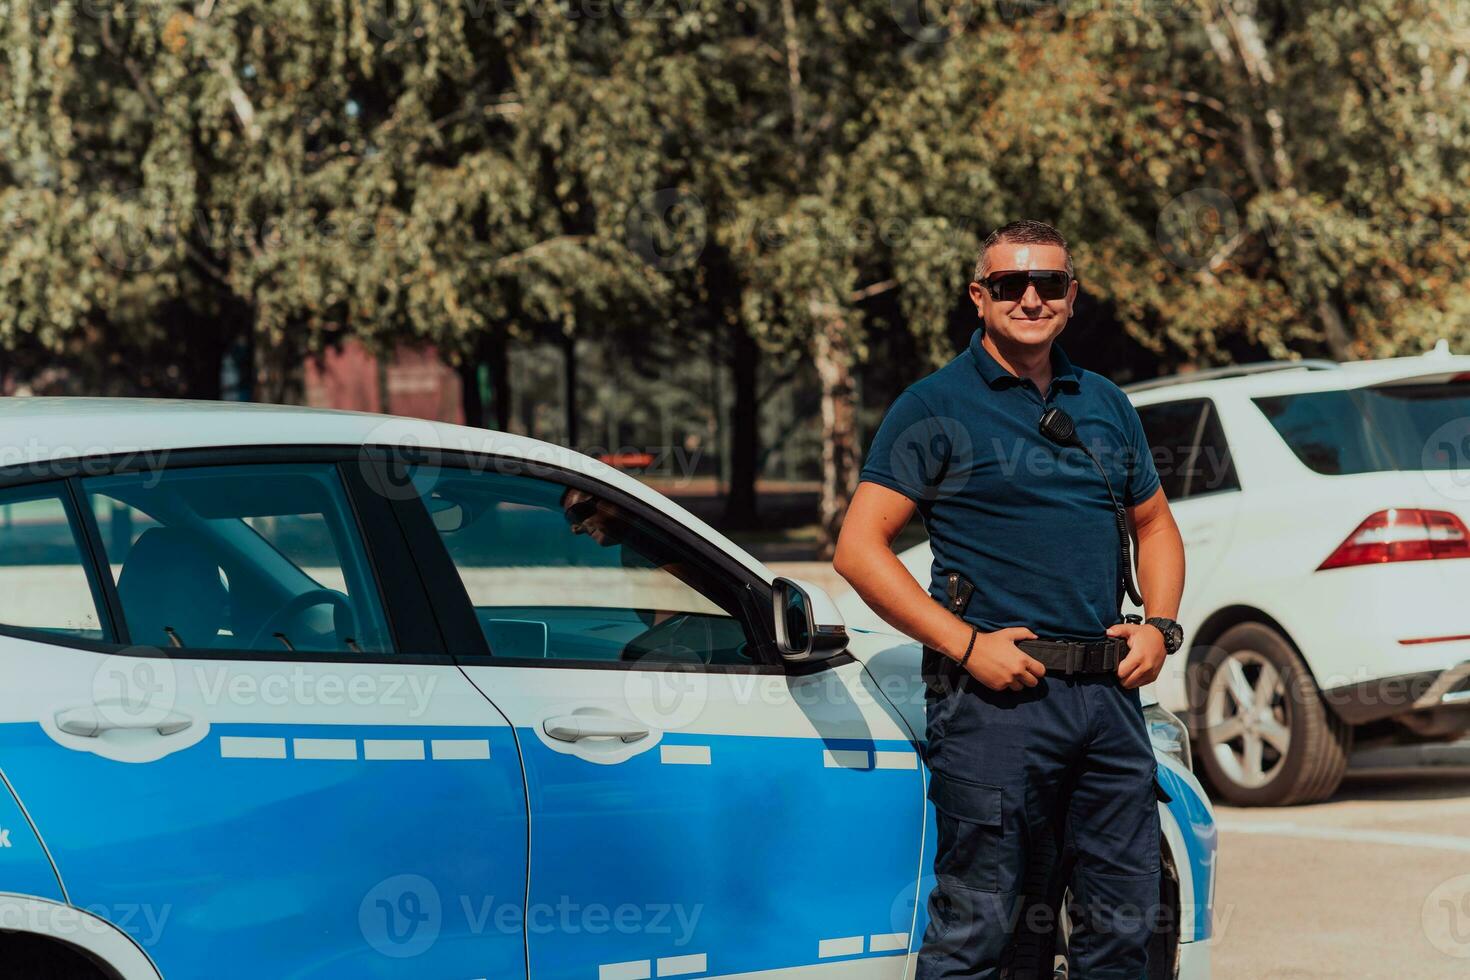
left=488, top=326, right=512, bottom=431
left=458, top=355, right=484, bottom=428
left=254, top=324, right=304, bottom=405
left=376, top=350, right=391, bottom=414
left=457, top=329, right=513, bottom=430
left=563, top=331, right=580, bottom=448
left=166, top=297, right=240, bottom=401
left=813, top=313, right=858, bottom=560
left=722, top=318, right=762, bottom=529
left=1317, top=296, right=1357, bottom=361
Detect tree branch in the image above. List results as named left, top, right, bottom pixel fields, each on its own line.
left=491, top=235, right=591, bottom=271
left=1135, top=83, right=1230, bottom=117
left=779, top=0, right=805, bottom=153
left=191, top=1, right=260, bottom=142
left=99, top=15, right=164, bottom=117
left=850, top=278, right=896, bottom=302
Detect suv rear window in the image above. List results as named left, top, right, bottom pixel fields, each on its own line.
left=1253, top=380, right=1470, bottom=475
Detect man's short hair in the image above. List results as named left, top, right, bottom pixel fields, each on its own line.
left=974, top=220, right=1074, bottom=281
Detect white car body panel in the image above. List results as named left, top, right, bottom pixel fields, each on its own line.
left=841, top=351, right=1470, bottom=728
left=0, top=397, right=1211, bottom=978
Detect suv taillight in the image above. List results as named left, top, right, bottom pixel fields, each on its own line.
left=1318, top=509, right=1470, bottom=570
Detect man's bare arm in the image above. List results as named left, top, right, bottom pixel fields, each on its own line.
left=1130, top=485, right=1185, bottom=622
left=1108, top=485, right=1186, bottom=687
left=833, top=482, right=1044, bottom=691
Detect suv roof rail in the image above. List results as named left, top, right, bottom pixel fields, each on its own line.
left=1123, top=359, right=1340, bottom=394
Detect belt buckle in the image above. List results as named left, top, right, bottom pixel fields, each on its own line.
left=1066, top=642, right=1084, bottom=675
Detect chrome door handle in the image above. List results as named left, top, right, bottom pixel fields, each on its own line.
left=55, top=704, right=193, bottom=738
left=543, top=714, right=650, bottom=744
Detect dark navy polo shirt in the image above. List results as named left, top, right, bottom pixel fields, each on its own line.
left=859, top=327, right=1160, bottom=640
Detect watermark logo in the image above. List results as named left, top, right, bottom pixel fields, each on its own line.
left=1157, top=187, right=1240, bottom=271
left=1421, top=417, right=1470, bottom=504
left=623, top=665, right=710, bottom=731
left=90, top=187, right=177, bottom=274
left=364, top=0, right=427, bottom=42
left=891, top=0, right=977, bottom=42
left=360, top=874, right=443, bottom=958
left=1423, top=873, right=1470, bottom=958
left=91, top=650, right=179, bottom=730
left=358, top=416, right=447, bottom=502
left=995, top=0, right=1068, bottom=23
left=884, top=414, right=976, bottom=502
left=627, top=189, right=707, bottom=271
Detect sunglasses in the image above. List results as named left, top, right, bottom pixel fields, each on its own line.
left=563, top=498, right=599, bottom=526
left=977, top=270, right=1073, bottom=303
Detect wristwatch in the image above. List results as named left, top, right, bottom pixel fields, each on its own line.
left=1145, top=617, right=1184, bottom=655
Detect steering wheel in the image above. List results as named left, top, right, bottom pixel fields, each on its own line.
left=246, top=588, right=358, bottom=651
left=621, top=612, right=710, bottom=665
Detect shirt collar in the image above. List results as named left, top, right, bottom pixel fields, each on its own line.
left=968, top=327, right=1081, bottom=392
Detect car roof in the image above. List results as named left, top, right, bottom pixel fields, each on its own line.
left=0, top=396, right=549, bottom=460
left=0, top=397, right=772, bottom=580
left=1124, top=348, right=1470, bottom=404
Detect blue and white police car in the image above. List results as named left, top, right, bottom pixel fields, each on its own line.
left=0, top=399, right=1214, bottom=979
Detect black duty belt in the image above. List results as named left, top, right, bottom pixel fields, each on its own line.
left=939, top=571, right=1126, bottom=676
left=1016, top=637, right=1128, bottom=676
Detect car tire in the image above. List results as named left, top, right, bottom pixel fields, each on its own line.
left=1012, top=824, right=1180, bottom=980
left=0, top=933, right=116, bottom=979
left=1047, top=884, right=1178, bottom=980
left=1190, top=622, right=1351, bottom=806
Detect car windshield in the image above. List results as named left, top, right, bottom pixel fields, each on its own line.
left=1253, top=379, right=1470, bottom=475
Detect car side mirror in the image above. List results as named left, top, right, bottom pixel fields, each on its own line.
left=771, top=577, right=849, bottom=662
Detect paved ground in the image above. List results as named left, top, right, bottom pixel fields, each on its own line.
left=1210, top=766, right=1470, bottom=977
left=770, top=567, right=1470, bottom=975
left=767, top=564, right=1470, bottom=976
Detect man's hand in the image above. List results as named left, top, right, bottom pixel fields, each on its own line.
left=1107, top=621, right=1167, bottom=689
left=954, top=626, right=1046, bottom=692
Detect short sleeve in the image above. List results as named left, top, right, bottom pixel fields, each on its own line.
left=1122, top=400, right=1162, bottom=505
left=859, top=389, right=959, bottom=503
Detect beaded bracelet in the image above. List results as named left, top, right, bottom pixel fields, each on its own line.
left=958, top=627, right=978, bottom=668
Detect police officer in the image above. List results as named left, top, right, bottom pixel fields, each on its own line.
left=834, top=220, right=1186, bottom=978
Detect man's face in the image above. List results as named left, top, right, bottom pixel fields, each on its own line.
left=967, top=241, right=1077, bottom=349
left=561, top=487, right=622, bottom=547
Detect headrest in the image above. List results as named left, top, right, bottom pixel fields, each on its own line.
left=116, top=527, right=229, bottom=649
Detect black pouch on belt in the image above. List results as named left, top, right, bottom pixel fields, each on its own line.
left=922, top=572, right=978, bottom=698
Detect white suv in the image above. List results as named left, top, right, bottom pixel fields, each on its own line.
left=841, top=344, right=1470, bottom=806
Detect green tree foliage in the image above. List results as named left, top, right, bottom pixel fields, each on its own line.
left=851, top=1, right=1470, bottom=369
left=2, top=0, right=1466, bottom=546
left=0, top=0, right=665, bottom=399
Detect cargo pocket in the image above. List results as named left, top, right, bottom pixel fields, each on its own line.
left=928, top=772, right=1005, bottom=893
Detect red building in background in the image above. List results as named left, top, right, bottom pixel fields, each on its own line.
left=303, top=339, right=464, bottom=424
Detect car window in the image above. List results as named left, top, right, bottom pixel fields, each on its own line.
left=83, top=463, right=393, bottom=655
left=1136, top=400, right=1202, bottom=499
left=411, top=466, right=756, bottom=666
left=0, top=482, right=109, bottom=641
left=241, top=514, right=348, bottom=592
left=1190, top=401, right=1241, bottom=495
left=1254, top=380, right=1470, bottom=475
left=1135, top=398, right=1240, bottom=500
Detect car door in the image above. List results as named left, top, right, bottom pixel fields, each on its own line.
left=382, top=451, right=926, bottom=980
left=1130, top=397, right=1244, bottom=612
left=1129, top=398, right=1244, bottom=710
left=0, top=454, right=528, bottom=979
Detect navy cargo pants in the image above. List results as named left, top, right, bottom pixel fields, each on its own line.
left=917, top=648, right=1162, bottom=979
